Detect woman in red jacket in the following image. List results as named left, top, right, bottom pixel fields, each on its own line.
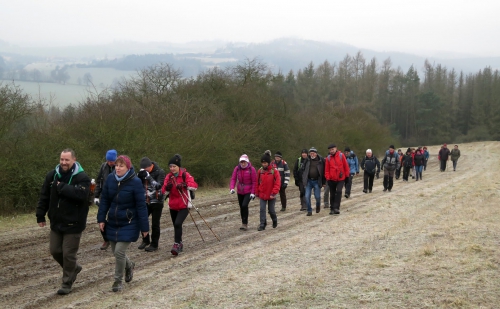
left=324, top=144, right=350, bottom=215
left=161, top=154, right=198, bottom=256
left=255, top=153, right=281, bottom=231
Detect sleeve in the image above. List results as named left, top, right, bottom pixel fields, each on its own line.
left=343, top=156, right=350, bottom=178
left=148, top=168, right=166, bottom=191
left=94, top=164, right=104, bottom=198
left=293, top=159, right=299, bottom=179
left=229, top=166, right=238, bottom=190
left=376, top=158, right=381, bottom=172
left=396, top=154, right=401, bottom=170
left=161, top=173, right=173, bottom=194
left=283, top=162, right=290, bottom=185
left=133, top=178, right=149, bottom=233
left=57, top=174, right=90, bottom=202
left=355, top=156, right=360, bottom=173
left=360, top=157, right=365, bottom=170
left=185, top=172, right=198, bottom=191
left=458, top=150, right=461, bottom=158
left=272, top=169, right=281, bottom=195
left=321, top=158, right=326, bottom=185
left=324, top=156, right=331, bottom=180
left=381, top=154, right=386, bottom=167
left=255, top=170, right=261, bottom=197
left=251, top=167, right=257, bottom=195
left=36, top=172, right=53, bottom=223
left=97, top=177, right=112, bottom=223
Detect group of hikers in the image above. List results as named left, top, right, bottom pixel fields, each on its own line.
left=35, top=143, right=461, bottom=294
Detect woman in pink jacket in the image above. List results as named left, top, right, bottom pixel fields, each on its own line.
left=229, top=154, right=257, bottom=231
left=161, top=154, right=198, bottom=256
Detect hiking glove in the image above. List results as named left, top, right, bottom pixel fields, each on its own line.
left=230, top=189, right=235, bottom=194
left=94, top=198, right=99, bottom=206
left=250, top=194, right=255, bottom=200
left=165, top=182, right=173, bottom=191
left=176, top=183, right=187, bottom=190
left=281, top=183, right=287, bottom=189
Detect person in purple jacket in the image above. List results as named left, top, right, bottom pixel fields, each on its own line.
left=230, top=154, right=257, bottom=231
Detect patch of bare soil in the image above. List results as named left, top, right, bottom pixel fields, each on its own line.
left=1, top=142, right=499, bottom=308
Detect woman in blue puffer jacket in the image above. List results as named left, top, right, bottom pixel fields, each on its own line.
left=97, top=155, right=149, bottom=292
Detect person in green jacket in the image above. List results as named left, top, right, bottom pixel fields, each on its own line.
left=450, top=145, right=461, bottom=171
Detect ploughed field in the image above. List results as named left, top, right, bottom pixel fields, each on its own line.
left=1, top=142, right=499, bottom=308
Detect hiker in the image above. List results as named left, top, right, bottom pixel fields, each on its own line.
left=360, top=149, right=380, bottom=193
left=423, top=146, right=430, bottom=171
left=324, top=144, right=350, bottom=215
left=450, top=145, right=461, bottom=171
left=414, top=147, right=425, bottom=181
left=395, top=149, right=403, bottom=179
left=255, top=152, right=281, bottom=231
left=36, top=149, right=91, bottom=295
left=293, top=149, right=309, bottom=211
left=97, top=155, right=149, bottom=292
left=402, top=148, right=413, bottom=182
left=270, top=151, right=290, bottom=212
left=344, top=147, right=359, bottom=198
left=411, top=148, right=416, bottom=179
left=438, top=143, right=451, bottom=172
left=229, top=154, right=257, bottom=231
left=94, top=149, right=117, bottom=250
left=161, top=154, right=198, bottom=255
left=381, top=145, right=400, bottom=191
left=302, top=147, right=326, bottom=216
left=136, top=157, right=166, bottom=252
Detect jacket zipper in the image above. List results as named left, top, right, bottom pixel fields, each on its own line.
left=115, top=181, right=120, bottom=242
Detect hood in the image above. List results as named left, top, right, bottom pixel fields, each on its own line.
left=54, top=162, right=84, bottom=184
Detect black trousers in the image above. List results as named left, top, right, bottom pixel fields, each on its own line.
left=169, top=208, right=189, bottom=243
left=237, top=193, right=251, bottom=224
left=298, top=181, right=307, bottom=209
left=440, top=160, right=448, bottom=171
left=344, top=174, right=353, bottom=195
left=403, top=167, right=411, bottom=181
left=146, top=203, right=164, bottom=247
left=363, top=172, right=374, bottom=190
left=278, top=187, right=287, bottom=209
left=423, top=159, right=428, bottom=171
left=328, top=180, right=344, bottom=210
left=395, top=168, right=401, bottom=179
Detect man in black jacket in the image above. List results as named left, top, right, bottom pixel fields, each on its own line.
left=137, top=157, right=166, bottom=252
left=293, top=149, right=309, bottom=211
left=94, top=149, right=117, bottom=250
left=36, top=149, right=91, bottom=295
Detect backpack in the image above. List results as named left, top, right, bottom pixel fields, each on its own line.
left=181, top=168, right=195, bottom=200
left=257, top=167, right=275, bottom=185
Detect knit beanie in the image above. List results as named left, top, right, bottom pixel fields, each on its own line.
left=407, top=147, right=411, bottom=153
left=275, top=151, right=282, bottom=158
left=261, top=154, right=271, bottom=164
left=106, top=149, right=117, bottom=162
left=116, top=155, right=131, bottom=169
left=344, top=147, right=350, bottom=152
left=309, top=147, right=318, bottom=153
left=239, top=154, right=250, bottom=163
left=301, top=148, right=308, bottom=154
left=168, top=154, right=182, bottom=167
left=140, top=157, right=153, bottom=169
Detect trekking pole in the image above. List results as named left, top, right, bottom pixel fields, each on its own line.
left=192, top=203, right=220, bottom=242
left=188, top=208, right=205, bottom=242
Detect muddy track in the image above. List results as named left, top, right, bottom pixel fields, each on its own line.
left=0, top=146, right=481, bottom=308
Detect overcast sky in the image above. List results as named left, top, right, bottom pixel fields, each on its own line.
left=1, top=0, right=499, bottom=57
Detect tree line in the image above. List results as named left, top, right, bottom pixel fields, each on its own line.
left=1, top=52, right=499, bottom=214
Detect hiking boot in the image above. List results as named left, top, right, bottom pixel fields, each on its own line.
left=272, top=220, right=278, bottom=228
left=258, top=225, right=266, bottom=231
left=179, top=242, right=183, bottom=252
left=306, top=212, right=312, bottom=216
left=57, top=286, right=72, bottom=295
left=112, top=281, right=123, bottom=292
left=383, top=188, right=387, bottom=192
left=138, top=240, right=150, bottom=250
left=333, top=209, right=340, bottom=215
left=300, top=207, right=307, bottom=211
left=363, top=189, right=367, bottom=193
left=240, top=224, right=248, bottom=231
left=145, top=245, right=158, bottom=252
left=369, top=189, right=372, bottom=193
left=388, top=189, right=391, bottom=192
left=280, top=207, right=286, bottom=212
left=316, top=206, right=320, bottom=213
left=125, top=262, right=135, bottom=283
left=329, top=210, right=335, bottom=215
left=100, top=241, right=110, bottom=250
left=324, top=205, right=329, bottom=209
left=72, top=265, right=82, bottom=284
left=344, top=193, right=349, bottom=198
left=171, top=243, right=181, bottom=256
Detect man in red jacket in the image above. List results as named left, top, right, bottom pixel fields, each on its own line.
left=255, top=153, right=281, bottom=231
left=324, top=144, right=350, bottom=215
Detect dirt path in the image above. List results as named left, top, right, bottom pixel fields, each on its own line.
left=1, top=142, right=499, bottom=308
